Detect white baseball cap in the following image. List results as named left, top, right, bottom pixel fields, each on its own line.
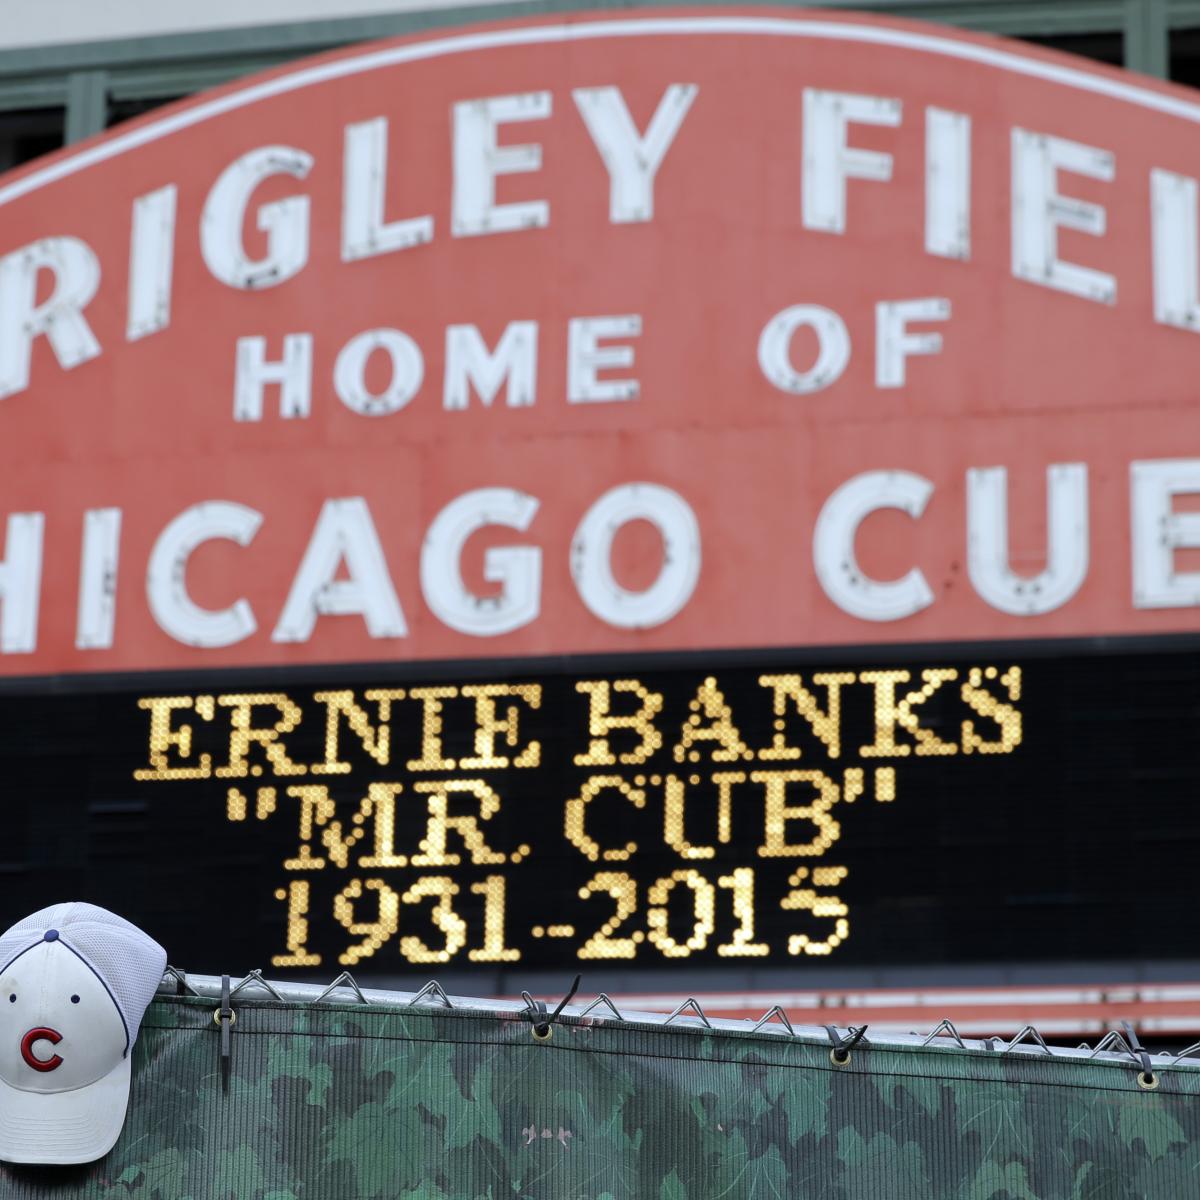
left=0, top=903, right=167, bottom=1165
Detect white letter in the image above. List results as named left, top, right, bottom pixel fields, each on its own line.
left=813, top=471, right=934, bottom=621
left=146, top=502, right=261, bottom=648
left=0, top=513, right=44, bottom=654
left=234, top=334, right=313, bottom=421
left=1011, top=129, right=1115, bottom=304
left=926, top=107, right=971, bottom=260
left=1131, top=459, right=1200, bottom=608
left=571, top=483, right=700, bottom=629
left=444, top=322, right=537, bottom=409
left=757, top=304, right=850, bottom=394
left=201, top=145, right=312, bottom=289
left=420, top=488, right=541, bottom=636
left=452, top=93, right=551, bottom=237
left=76, top=508, right=122, bottom=650
left=1151, top=168, right=1200, bottom=332
left=803, top=89, right=901, bottom=235
left=0, top=237, right=101, bottom=400
left=274, top=497, right=406, bottom=641
left=342, top=117, right=433, bottom=261
left=334, top=328, right=423, bottom=416
left=967, top=464, right=1088, bottom=615
left=573, top=84, right=698, bottom=223
left=127, top=185, right=177, bottom=341
left=875, top=297, right=950, bottom=388
left=568, top=315, right=640, bottom=403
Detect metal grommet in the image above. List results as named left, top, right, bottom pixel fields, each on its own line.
left=532, top=1024, right=553, bottom=1042
left=1137, top=1071, right=1159, bottom=1091
left=213, top=1008, right=237, bottom=1028
left=830, top=1048, right=850, bottom=1067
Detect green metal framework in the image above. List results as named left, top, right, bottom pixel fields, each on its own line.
left=0, top=0, right=1195, bottom=147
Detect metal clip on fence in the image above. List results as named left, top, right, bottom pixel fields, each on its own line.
left=231, top=968, right=285, bottom=1002
left=407, top=980, right=454, bottom=1008
left=1002, top=1026, right=1052, bottom=1056
left=522, top=974, right=582, bottom=1041
left=825, top=1024, right=868, bottom=1067
left=753, top=1005, right=795, bottom=1036
left=577, top=993, right=626, bottom=1022
left=1170, top=1040, right=1200, bottom=1065
left=315, top=971, right=371, bottom=1006
left=213, top=973, right=236, bottom=1092
left=664, top=998, right=712, bottom=1028
left=1123, top=1021, right=1159, bottom=1091
left=164, top=965, right=198, bottom=996
left=922, top=1019, right=966, bottom=1048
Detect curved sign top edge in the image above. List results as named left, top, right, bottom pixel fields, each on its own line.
left=5, top=8, right=1200, bottom=213
left=1, top=7, right=1199, bottom=678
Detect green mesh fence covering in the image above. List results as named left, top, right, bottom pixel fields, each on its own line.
left=3, top=993, right=1199, bottom=1199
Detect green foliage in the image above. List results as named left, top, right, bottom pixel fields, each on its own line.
left=964, top=1160, right=1038, bottom=1199
left=659, top=1167, right=688, bottom=1200
left=211, top=1145, right=267, bottom=1200
left=2, top=997, right=1199, bottom=1200
left=1117, top=1103, right=1187, bottom=1163
left=106, top=1147, right=191, bottom=1200
left=835, top=1128, right=931, bottom=1200
left=710, top=1137, right=788, bottom=1200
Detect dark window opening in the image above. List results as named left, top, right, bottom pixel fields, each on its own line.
left=0, top=106, right=65, bottom=175
left=107, top=95, right=184, bottom=129
left=1019, top=32, right=1125, bottom=69
left=1170, top=27, right=1200, bottom=90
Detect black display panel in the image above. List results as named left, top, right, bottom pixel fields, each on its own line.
left=2, top=646, right=1197, bottom=976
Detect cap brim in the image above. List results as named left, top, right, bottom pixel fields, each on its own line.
left=0, top=1054, right=131, bottom=1165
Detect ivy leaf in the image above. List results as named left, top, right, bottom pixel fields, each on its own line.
left=210, top=1144, right=266, bottom=1200
left=956, top=1083, right=1033, bottom=1161
left=763, top=1066, right=829, bottom=1142
left=444, top=1062, right=500, bottom=1150
left=963, top=1160, right=1038, bottom=1199
left=898, top=1075, right=944, bottom=1119
left=742, top=1146, right=789, bottom=1200
left=323, top=1100, right=426, bottom=1197
left=267, top=1040, right=333, bottom=1108
left=709, top=1132, right=789, bottom=1200
left=1071, top=1162, right=1122, bottom=1199
left=660, top=1166, right=688, bottom=1200
left=1117, top=1105, right=1187, bottom=1164
left=712, top=1138, right=788, bottom=1200
left=113, top=1148, right=191, bottom=1200
left=835, top=1130, right=931, bottom=1200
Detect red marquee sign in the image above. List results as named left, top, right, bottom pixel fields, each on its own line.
left=3, top=9, right=1200, bottom=677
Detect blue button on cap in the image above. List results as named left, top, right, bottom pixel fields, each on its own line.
left=43, top=930, right=59, bottom=942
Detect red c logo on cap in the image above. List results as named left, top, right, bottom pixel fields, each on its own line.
left=20, top=1027, right=63, bottom=1072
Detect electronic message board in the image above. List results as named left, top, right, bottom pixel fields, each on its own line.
left=3, top=642, right=1196, bottom=976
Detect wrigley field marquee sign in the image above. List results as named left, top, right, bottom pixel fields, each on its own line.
left=2, top=11, right=1200, bottom=677
left=6, top=12, right=1200, bottom=977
